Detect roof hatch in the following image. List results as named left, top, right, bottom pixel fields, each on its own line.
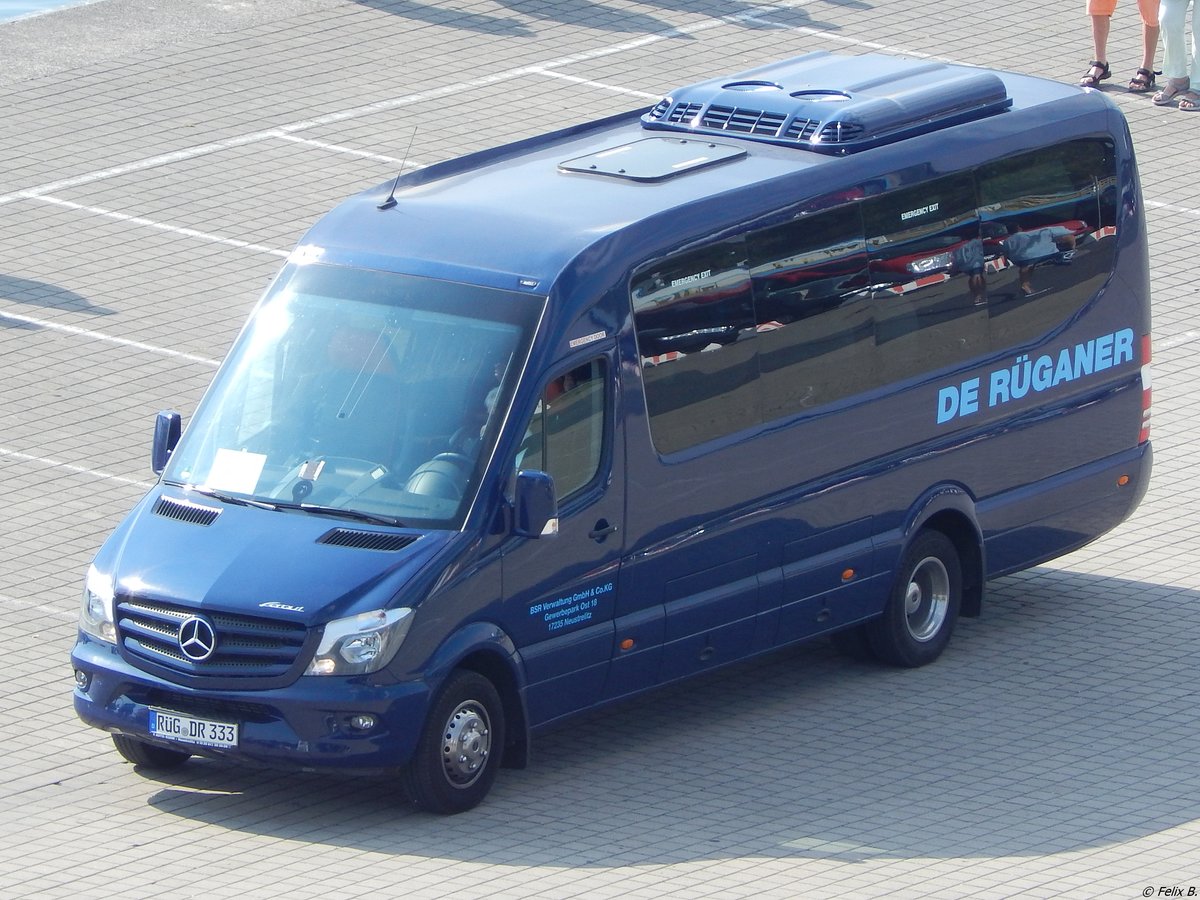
left=642, top=51, right=1012, bottom=155
left=559, top=137, right=747, bottom=182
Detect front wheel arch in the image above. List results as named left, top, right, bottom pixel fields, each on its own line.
left=458, top=649, right=529, bottom=769
left=414, top=622, right=530, bottom=771
left=919, top=508, right=984, bottom=619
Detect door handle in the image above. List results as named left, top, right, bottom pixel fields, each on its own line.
left=588, top=519, right=618, bottom=542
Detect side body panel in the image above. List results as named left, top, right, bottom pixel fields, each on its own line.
left=590, top=102, right=1149, bottom=704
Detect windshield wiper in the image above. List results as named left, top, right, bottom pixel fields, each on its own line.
left=179, top=485, right=403, bottom=527
left=188, top=486, right=278, bottom=511
left=274, top=501, right=405, bottom=528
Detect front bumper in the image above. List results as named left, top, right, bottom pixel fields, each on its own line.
left=71, top=635, right=430, bottom=774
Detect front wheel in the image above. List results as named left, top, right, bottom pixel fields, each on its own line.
left=867, top=530, right=962, bottom=668
left=111, top=734, right=191, bottom=769
left=402, top=670, right=505, bottom=814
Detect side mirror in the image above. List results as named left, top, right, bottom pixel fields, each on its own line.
left=513, top=469, right=558, bottom=538
left=151, top=410, right=182, bottom=475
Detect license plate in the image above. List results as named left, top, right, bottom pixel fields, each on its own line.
left=149, top=708, right=239, bottom=748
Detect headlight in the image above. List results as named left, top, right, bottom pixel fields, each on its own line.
left=79, top=565, right=116, bottom=644
left=306, top=608, right=413, bottom=676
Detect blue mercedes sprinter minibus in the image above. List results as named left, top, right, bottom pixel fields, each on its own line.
left=72, top=52, right=1152, bottom=813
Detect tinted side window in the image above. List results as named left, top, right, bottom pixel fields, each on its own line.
left=977, top=140, right=1118, bottom=347
left=521, top=358, right=607, bottom=500
left=864, top=173, right=988, bottom=382
left=748, top=204, right=873, bottom=418
left=632, top=240, right=759, bottom=454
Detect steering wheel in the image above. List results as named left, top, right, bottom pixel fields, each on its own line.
left=432, top=452, right=471, bottom=470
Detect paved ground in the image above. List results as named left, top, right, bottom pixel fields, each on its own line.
left=2, top=1, right=1199, bottom=897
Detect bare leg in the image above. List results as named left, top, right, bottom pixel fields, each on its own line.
left=1091, top=14, right=1111, bottom=64
left=1142, top=23, right=1160, bottom=72
left=1081, top=15, right=1112, bottom=84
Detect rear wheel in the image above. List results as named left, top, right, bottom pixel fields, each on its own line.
left=867, top=530, right=961, bottom=667
left=111, top=734, right=191, bottom=769
left=403, top=670, right=504, bottom=814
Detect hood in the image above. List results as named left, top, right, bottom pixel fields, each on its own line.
left=96, top=486, right=457, bottom=628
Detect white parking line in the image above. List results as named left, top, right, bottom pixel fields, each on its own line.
left=272, top=133, right=424, bottom=167
left=0, top=131, right=278, bottom=205
left=756, top=21, right=943, bottom=59
left=0, top=308, right=220, bottom=366
left=1146, top=199, right=1200, bottom=217
left=1158, top=330, right=1200, bottom=350
left=0, top=592, right=77, bottom=622
left=530, top=68, right=659, bottom=100
left=0, top=446, right=155, bottom=489
left=34, top=196, right=290, bottom=257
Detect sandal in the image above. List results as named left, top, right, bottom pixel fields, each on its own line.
left=1179, top=91, right=1200, bottom=111
left=1079, top=60, right=1111, bottom=88
left=1154, top=76, right=1191, bottom=105
left=1128, top=68, right=1158, bottom=92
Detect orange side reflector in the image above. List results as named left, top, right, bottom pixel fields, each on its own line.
left=619, top=638, right=635, bottom=651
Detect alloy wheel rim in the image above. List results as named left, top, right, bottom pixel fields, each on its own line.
left=903, top=555, right=950, bottom=642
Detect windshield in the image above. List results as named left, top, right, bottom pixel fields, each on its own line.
left=164, top=264, right=544, bottom=528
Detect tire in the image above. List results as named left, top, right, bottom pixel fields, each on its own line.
left=111, top=734, right=191, bottom=769
left=403, top=670, right=505, bottom=814
left=866, top=529, right=962, bottom=668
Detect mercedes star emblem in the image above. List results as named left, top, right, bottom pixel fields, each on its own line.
left=177, top=616, right=217, bottom=662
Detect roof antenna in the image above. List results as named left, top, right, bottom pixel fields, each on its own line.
left=378, top=127, right=417, bottom=211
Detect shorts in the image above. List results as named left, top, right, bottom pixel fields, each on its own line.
left=1087, top=0, right=1160, bottom=27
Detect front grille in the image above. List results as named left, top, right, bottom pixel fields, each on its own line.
left=116, top=598, right=309, bottom=681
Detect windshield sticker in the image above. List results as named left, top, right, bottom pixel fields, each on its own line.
left=529, top=581, right=614, bottom=634
left=568, top=330, right=607, bottom=349
left=207, top=449, right=267, bottom=494
left=937, top=328, right=1135, bottom=424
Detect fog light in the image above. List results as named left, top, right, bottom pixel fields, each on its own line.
left=349, top=714, right=377, bottom=731
left=74, top=669, right=90, bottom=689
left=309, top=657, right=336, bottom=676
